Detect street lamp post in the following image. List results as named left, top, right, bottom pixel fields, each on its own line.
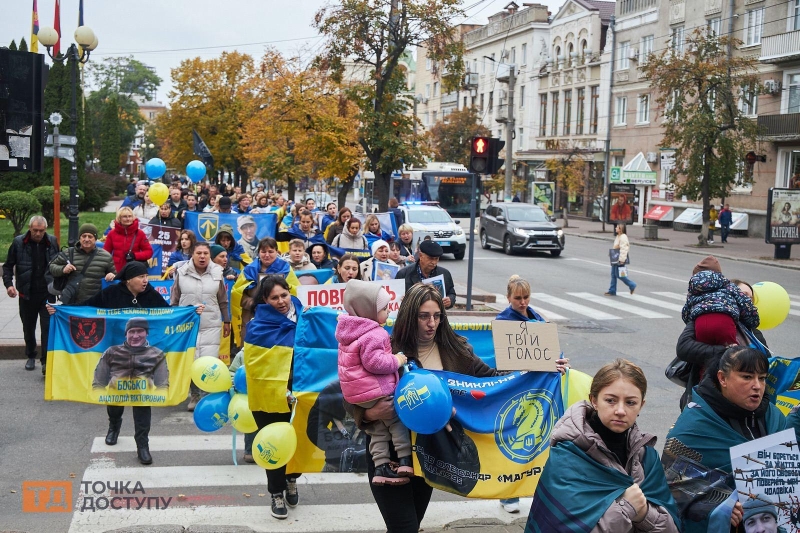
left=37, top=25, right=98, bottom=246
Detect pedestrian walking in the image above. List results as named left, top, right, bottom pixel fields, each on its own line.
left=3, top=216, right=59, bottom=373
left=719, top=204, right=732, bottom=243
left=707, top=205, right=718, bottom=244
left=605, top=224, right=637, bottom=296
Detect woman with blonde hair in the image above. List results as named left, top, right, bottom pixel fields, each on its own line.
left=103, top=207, right=153, bottom=272
left=605, top=224, right=637, bottom=296
left=364, top=214, right=393, bottom=248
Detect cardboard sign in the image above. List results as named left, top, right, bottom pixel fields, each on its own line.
left=491, top=321, right=561, bottom=371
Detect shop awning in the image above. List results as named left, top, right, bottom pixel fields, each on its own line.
left=644, top=205, right=674, bottom=221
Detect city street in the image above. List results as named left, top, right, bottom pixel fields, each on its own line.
left=2, top=234, right=798, bottom=533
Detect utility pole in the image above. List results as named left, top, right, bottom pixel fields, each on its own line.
left=504, top=67, right=515, bottom=202
left=602, top=15, right=616, bottom=232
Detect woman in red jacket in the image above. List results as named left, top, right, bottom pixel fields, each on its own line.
left=103, top=207, right=153, bottom=272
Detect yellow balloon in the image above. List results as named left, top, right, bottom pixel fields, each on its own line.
left=149, top=182, right=169, bottom=206
left=253, top=422, right=297, bottom=470
left=752, top=281, right=790, bottom=330
left=228, top=393, right=257, bottom=433
left=191, top=356, right=232, bottom=393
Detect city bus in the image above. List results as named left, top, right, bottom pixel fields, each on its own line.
left=391, top=163, right=487, bottom=219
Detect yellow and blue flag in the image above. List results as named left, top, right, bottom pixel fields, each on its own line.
left=30, top=0, right=39, bottom=53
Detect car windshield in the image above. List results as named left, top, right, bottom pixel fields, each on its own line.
left=407, top=210, right=452, bottom=224
left=506, top=207, right=549, bottom=222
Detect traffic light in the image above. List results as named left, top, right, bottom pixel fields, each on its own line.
left=487, top=138, right=505, bottom=175
left=469, top=136, right=490, bottom=174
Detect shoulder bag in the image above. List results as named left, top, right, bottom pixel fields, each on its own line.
left=60, top=249, right=98, bottom=304
left=48, top=249, right=72, bottom=295
left=665, top=356, right=692, bottom=388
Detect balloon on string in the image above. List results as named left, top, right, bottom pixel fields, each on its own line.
left=394, top=368, right=453, bottom=434
left=148, top=182, right=169, bottom=206
left=145, top=157, right=167, bottom=179
left=228, top=393, right=257, bottom=433
left=233, top=366, right=247, bottom=394
left=753, top=281, right=790, bottom=330
left=191, top=356, right=232, bottom=393
left=193, top=392, right=231, bottom=432
left=253, top=422, right=297, bottom=470
left=186, top=160, right=206, bottom=183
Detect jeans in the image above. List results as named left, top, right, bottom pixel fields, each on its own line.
left=244, top=431, right=255, bottom=454
left=608, top=264, right=636, bottom=295
left=721, top=224, right=730, bottom=243
left=20, top=293, right=52, bottom=363
left=708, top=227, right=715, bottom=241
left=107, top=405, right=151, bottom=448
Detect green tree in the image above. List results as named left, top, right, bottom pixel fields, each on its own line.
left=314, top=0, right=465, bottom=210
left=8, top=40, right=17, bottom=51
left=18, top=37, right=28, bottom=52
left=641, top=29, right=762, bottom=243
left=100, top=97, right=122, bottom=174
left=427, top=106, right=491, bottom=166
left=0, top=192, right=41, bottom=236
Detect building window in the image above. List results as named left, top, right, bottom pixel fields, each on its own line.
left=540, top=94, right=548, bottom=137
left=423, top=112, right=429, bottom=126
left=707, top=17, right=721, bottom=36
left=510, top=47, right=516, bottom=64
left=794, top=0, right=800, bottom=31
left=463, top=96, right=468, bottom=108
left=576, top=88, right=585, bottom=135
left=744, top=8, right=764, bottom=46
left=518, top=128, right=524, bottom=150
left=551, top=92, right=559, bottom=136
left=482, top=57, right=486, bottom=73
left=520, top=85, right=525, bottom=108
left=432, top=110, right=437, bottom=123
left=614, top=155, right=625, bottom=167
left=149, top=111, right=156, bottom=120
left=480, top=93, right=485, bottom=111
left=426, top=58, right=431, bottom=70
left=472, top=59, right=478, bottom=73
left=489, top=91, right=494, bottom=112
left=564, top=90, right=572, bottom=135
left=785, top=150, right=800, bottom=187
left=637, top=94, right=650, bottom=123
left=672, top=26, right=685, bottom=56
left=740, top=84, right=758, bottom=116
left=433, top=82, right=439, bottom=97
left=640, top=35, right=654, bottom=64
left=618, top=41, right=630, bottom=71
left=788, top=74, right=800, bottom=113
left=521, top=43, right=527, bottom=64
left=589, top=86, right=599, bottom=134
left=615, top=96, right=628, bottom=125
left=425, top=84, right=431, bottom=98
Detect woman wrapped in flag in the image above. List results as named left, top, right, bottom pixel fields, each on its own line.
left=525, top=359, right=679, bottom=533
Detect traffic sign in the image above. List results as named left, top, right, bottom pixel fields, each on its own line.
left=44, top=146, right=75, bottom=161
left=46, top=134, right=78, bottom=145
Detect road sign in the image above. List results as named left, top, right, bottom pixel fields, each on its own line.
left=45, top=134, right=78, bottom=145
left=43, top=146, right=75, bottom=161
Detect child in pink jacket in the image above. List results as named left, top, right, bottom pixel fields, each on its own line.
left=336, top=279, right=411, bottom=485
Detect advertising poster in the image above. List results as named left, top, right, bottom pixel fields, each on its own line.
left=531, top=182, right=555, bottom=215
left=607, top=183, right=636, bottom=225
left=767, top=188, right=800, bottom=244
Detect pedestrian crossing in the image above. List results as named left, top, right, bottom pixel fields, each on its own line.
left=69, top=432, right=531, bottom=533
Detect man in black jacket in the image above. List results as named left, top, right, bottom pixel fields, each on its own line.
left=2, top=216, right=59, bottom=372
left=395, top=241, right=456, bottom=308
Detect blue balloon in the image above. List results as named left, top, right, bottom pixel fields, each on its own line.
left=233, top=366, right=247, bottom=394
left=193, top=391, right=231, bottom=432
left=394, top=369, right=453, bottom=434
left=145, top=157, right=167, bottom=179
left=186, top=160, right=206, bottom=183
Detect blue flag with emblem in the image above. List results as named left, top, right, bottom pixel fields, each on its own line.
left=184, top=211, right=276, bottom=243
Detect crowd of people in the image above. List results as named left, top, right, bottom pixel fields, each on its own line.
left=4, top=174, right=799, bottom=532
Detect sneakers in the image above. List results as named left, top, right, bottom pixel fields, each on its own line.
left=604, top=292, right=616, bottom=296
left=396, top=456, right=414, bottom=477
left=707, top=239, right=714, bottom=245
left=271, top=492, right=288, bottom=519
left=187, top=392, right=200, bottom=412
left=285, top=479, right=298, bottom=507
left=501, top=499, right=520, bottom=513
left=372, top=463, right=410, bottom=486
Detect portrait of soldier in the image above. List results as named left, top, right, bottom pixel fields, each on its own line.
left=237, top=215, right=259, bottom=261
left=92, top=317, right=169, bottom=390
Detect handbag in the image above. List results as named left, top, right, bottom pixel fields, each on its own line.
left=665, top=356, right=692, bottom=387
left=608, top=248, right=631, bottom=265
left=48, top=250, right=71, bottom=295
left=59, top=249, right=97, bottom=304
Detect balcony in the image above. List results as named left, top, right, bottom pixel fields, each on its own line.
left=757, top=113, right=800, bottom=141
left=760, top=30, right=800, bottom=63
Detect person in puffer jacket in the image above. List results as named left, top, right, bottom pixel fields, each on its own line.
left=681, top=255, right=760, bottom=346
left=335, top=279, right=411, bottom=486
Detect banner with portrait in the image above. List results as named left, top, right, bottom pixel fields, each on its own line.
left=183, top=211, right=277, bottom=244
left=766, top=188, right=800, bottom=244
left=351, top=212, right=398, bottom=240
left=607, top=183, right=636, bottom=225
left=44, top=306, right=200, bottom=407
left=140, top=223, right=182, bottom=275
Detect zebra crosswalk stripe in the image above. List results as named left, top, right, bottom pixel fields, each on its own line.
left=530, top=293, right=620, bottom=320
left=618, top=294, right=685, bottom=313
left=568, top=293, right=671, bottom=319
left=651, top=291, right=688, bottom=302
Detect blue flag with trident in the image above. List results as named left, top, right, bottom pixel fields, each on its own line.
left=184, top=211, right=277, bottom=243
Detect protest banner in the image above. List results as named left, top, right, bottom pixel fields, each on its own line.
left=297, top=279, right=405, bottom=318
left=45, top=306, right=200, bottom=407
left=140, top=223, right=181, bottom=275
left=183, top=211, right=277, bottom=243
left=492, top=321, right=561, bottom=372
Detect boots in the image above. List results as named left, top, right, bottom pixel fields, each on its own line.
left=105, top=420, right=122, bottom=446
left=137, top=446, right=152, bottom=465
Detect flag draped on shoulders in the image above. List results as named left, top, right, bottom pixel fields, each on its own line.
left=230, top=258, right=298, bottom=346
left=243, top=297, right=302, bottom=413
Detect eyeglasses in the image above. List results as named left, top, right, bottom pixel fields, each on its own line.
left=417, top=313, right=442, bottom=322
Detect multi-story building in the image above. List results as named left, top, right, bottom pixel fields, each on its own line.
left=521, top=0, right=614, bottom=214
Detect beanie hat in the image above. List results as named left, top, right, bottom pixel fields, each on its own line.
left=210, top=244, right=226, bottom=260
left=125, top=317, right=150, bottom=333
left=371, top=239, right=390, bottom=256
left=343, top=279, right=383, bottom=322
left=742, top=496, right=778, bottom=523
left=116, top=261, right=148, bottom=281
left=79, top=223, right=98, bottom=238
left=375, top=287, right=391, bottom=315
left=692, top=255, right=722, bottom=276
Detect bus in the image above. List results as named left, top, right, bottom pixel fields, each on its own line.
left=390, top=163, right=487, bottom=219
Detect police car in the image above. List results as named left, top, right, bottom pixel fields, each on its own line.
left=399, top=202, right=467, bottom=260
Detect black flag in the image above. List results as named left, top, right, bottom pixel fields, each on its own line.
left=192, top=129, right=214, bottom=168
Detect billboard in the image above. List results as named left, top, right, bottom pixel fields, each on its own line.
left=531, top=182, right=555, bottom=215
left=766, top=188, right=800, bottom=244
left=606, top=183, right=636, bottom=225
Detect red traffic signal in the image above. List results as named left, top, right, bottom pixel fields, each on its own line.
left=473, top=137, right=488, bottom=155
left=470, top=136, right=490, bottom=174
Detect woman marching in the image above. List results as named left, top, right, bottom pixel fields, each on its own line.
left=605, top=224, right=637, bottom=296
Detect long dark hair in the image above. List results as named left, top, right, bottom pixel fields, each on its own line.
left=255, top=274, right=291, bottom=304
left=392, top=284, right=474, bottom=371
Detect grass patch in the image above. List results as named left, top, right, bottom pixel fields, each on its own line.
left=0, top=212, right=116, bottom=263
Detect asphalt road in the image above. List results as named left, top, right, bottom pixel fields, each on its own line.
left=2, top=233, right=798, bottom=532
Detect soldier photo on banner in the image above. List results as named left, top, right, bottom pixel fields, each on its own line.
left=140, top=222, right=181, bottom=275
left=183, top=211, right=277, bottom=244
left=45, top=306, right=200, bottom=407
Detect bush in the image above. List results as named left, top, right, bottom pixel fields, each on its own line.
left=111, top=174, right=130, bottom=196
left=0, top=192, right=42, bottom=236
left=81, top=172, right=116, bottom=211
left=30, top=186, right=82, bottom=226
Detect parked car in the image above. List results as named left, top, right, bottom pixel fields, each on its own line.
left=399, top=203, right=467, bottom=260
left=480, top=202, right=565, bottom=256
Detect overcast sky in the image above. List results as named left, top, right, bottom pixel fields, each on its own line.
left=2, top=0, right=566, bottom=102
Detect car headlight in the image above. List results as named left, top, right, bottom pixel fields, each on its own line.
left=514, top=227, right=529, bottom=236
left=454, top=227, right=463, bottom=236
left=557, top=229, right=563, bottom=237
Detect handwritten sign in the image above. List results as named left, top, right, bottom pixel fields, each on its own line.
left=491, top=321, right=560, bottom=371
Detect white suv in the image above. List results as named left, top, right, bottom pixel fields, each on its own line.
left=399, top=203, right=467, bottom=260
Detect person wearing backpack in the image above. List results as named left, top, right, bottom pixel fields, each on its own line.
left=49, top=224, right=116, bottom=305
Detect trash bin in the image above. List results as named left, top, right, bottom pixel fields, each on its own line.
left=643, top=222, right=659, bottom=240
